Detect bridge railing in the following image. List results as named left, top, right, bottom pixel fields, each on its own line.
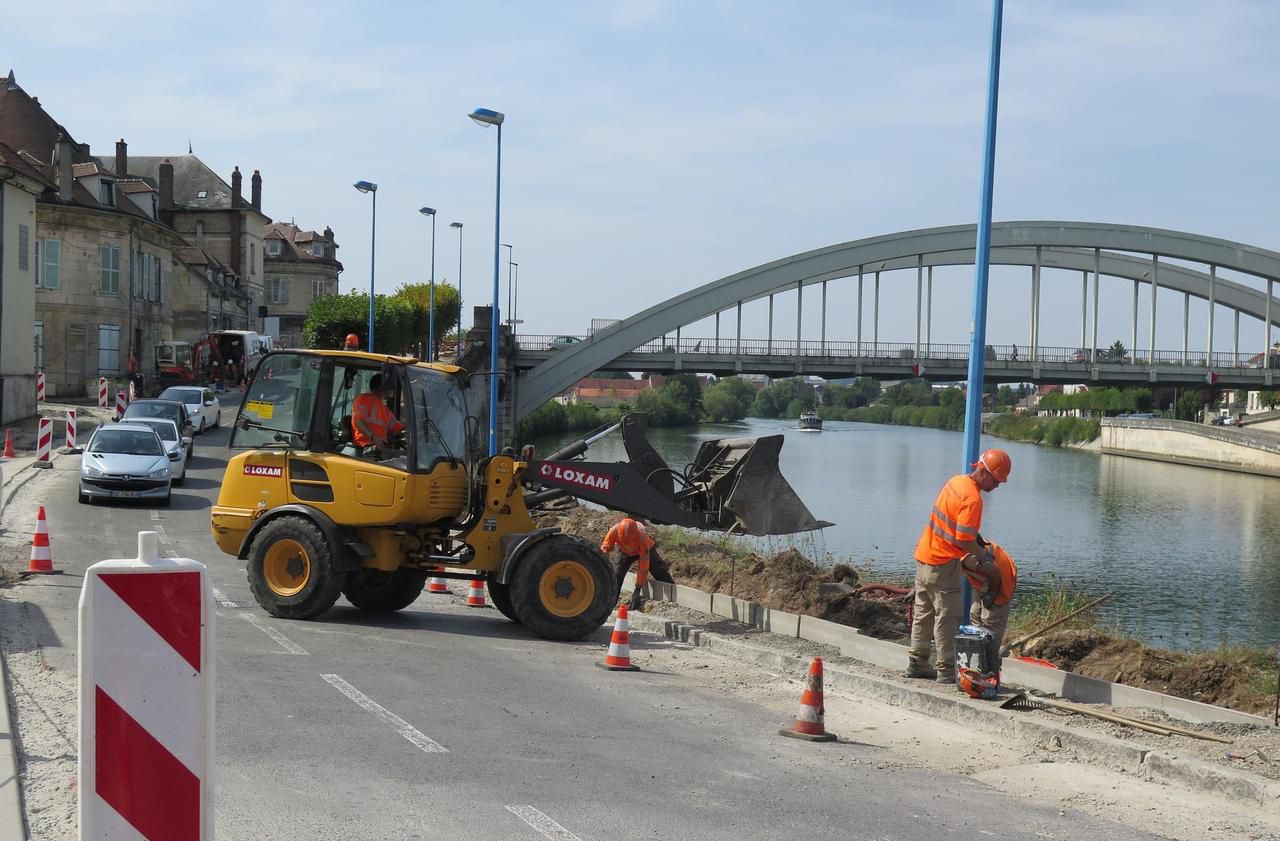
left=515, top=334, right=1268, bottom=369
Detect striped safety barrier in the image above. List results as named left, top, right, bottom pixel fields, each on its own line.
left=128, top=380, right=137, bottom=402
left=34, top=417, right=52, bottom=469
left=116, top=391, right=127, bottom=420
left=99, top=377, right=109, bottom=408
left=36, top=371, right=46, bottom=402
left=80, top=531, right=215, bottom=840
left=65, top=408, right=77, bottom=451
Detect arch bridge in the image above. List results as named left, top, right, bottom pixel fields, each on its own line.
left=510, top=222, right=1280, bottom=421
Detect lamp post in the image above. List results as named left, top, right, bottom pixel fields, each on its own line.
left=353, top=180, right=378, bottom=351
left=469, top=106, right=505, bottom=456
left=508, top=262, right=518, bottom=329
left=450, top=221, right=463, bottom=356
left=502, top=243, right=514, bottom=336
left=419, top=207, right=437, bottom=361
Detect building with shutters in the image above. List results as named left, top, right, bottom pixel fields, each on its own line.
left=262, top=221, right=343, bottom=347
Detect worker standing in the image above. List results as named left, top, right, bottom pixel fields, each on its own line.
left=601, top=515, right=674, bottom=609
left=962, top=541, right=1018, bottom=676
left=351, top=373, right=405, bottom=452
left=905, top=449, right=1011, bottom=683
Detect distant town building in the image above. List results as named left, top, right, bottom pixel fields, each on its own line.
left=262, top=222, right=343, bottom=347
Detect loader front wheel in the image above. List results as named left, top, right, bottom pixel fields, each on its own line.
left=510, top=535, right=614, bottom=641
left=342, top=568, right=427, bottom=613
left=247, top=516, right=344, bottom=620
left=487, top=581, right=519, bottom=623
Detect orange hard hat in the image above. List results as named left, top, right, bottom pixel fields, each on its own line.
left=344, top=333, right=360, bottom=348
left=974, top=449, right=1012, bottom=483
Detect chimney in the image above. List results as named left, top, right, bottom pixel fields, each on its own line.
left=231, top=166, right=242, bottom=209
left=158, top=159, right=174, bottom=226
left=53, top=133, right=73, bottom=202
left=114, top=138, right=128, bottom=177
left=250, top=169, right=262, bottom=211
left=323, top=226, right=333, bottom=241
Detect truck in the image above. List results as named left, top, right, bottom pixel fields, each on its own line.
left=209, top=330, right=265, bottom=382
left=211, top=349, right=830, bottom=640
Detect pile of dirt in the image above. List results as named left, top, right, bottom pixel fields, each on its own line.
left=1023, top=630, right=1269, bottom=715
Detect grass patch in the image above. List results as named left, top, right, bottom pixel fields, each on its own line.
left=989, top=414, right=1100, bottom=447
left=1006, top=575, right=1106, bottom=640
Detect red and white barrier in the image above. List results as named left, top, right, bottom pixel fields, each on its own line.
left=116, top=391, right=127, bottom=420
left=36, top=371, right=46, bottom=402
left=99, top=377, right=109, bottom=408
left=34, top=417, right=52, bottom=468
left=79, top=531, right=215, bottom=840
left=65, top=408, right=77, bottom=450
left=128, top=380, right=137, bottom=402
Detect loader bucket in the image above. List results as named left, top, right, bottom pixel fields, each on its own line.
left=683, top=435, right=833, bottom=536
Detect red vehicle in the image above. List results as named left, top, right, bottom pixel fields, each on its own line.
left=155, top=341, right=196, bottom=389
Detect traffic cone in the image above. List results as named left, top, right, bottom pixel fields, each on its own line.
left=465, top=580, right=488, bottom=607
left=427, top=568, right=451, bottom=594
left=596, top=605, right=641, bottom=672
left=26, top=505, right=56, bottom=574
left=779, top=657, right=836, bottom=742
left=2, top=429, right=13, bottom=458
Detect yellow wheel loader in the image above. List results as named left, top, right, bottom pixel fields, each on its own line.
left=211, top=350, right=830, bottom=640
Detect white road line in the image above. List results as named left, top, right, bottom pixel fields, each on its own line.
left=504, top=806, right=583, bottom=841
left=149, top=509, right=160, bottom=520
left=320, top=674, right=448, bottom=754
left=211, top=588, right=238, bottom=609
left=242, top=614, right=310, bottom=655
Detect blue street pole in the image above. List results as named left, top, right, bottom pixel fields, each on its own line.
left=420, top=207, right=437, bottom=361
left=354, top=180, right=378, bottom=351
left=961, top=0, right=1004, bottom=616
left=470, top=107, right=505, bottom=456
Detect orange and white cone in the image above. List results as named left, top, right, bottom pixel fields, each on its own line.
left=465, top=580, right=488, bottom=607
left=596, top=605, right=641, bottom=672
left=26, top=505, right=56, bottom=574
left=779, top=657, right=836, bottom=742
left=427, top=569, right=451, bottom=594
left=2, top=428, right=14, bottom=458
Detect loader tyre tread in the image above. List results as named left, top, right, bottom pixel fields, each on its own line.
left=342, top=568, right=428, bottom=612
left=247, top=516, right=344, bottom=620
left=510, top=534, right=614, bottom=641
left=487, top=580, right=519, bottom=623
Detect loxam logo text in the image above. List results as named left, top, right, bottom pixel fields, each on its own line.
left=243, top=464, right=284, bottom=478
left=539, top=464, right=613, bottom=492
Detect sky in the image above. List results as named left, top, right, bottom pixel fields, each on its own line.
left=7, top=0, right=1280, bottom=353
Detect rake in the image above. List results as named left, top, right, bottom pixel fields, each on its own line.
left=1001, top=691, right=1232, bottom=743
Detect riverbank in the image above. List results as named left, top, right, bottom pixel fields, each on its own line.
left=533, top=502, right=1276, bottom=716
left=987, top=413, right=1100, bottom=446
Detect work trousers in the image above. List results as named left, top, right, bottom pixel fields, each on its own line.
left=908, top=558, right=963, bottom=675
left=612, top=547, right=674, bottom=602
left=969, top=597, right=1011, bottom=675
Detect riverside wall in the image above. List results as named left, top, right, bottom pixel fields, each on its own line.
left=1101, top=417, right=1280, bottom=477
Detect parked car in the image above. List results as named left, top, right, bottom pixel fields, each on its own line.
left=158, top=386, right=221, bottom=433
left=546, top=335, right=583, bottom=350
left=126, top=418, right=190, bottom=485
left=78, top=424, right=176, bottom=506
left=121, top=399, right=194, bottom=458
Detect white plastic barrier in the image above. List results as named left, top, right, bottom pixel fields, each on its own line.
left=99, top=377, right=109, bottom=408
left=79, top=531, right=215, bottom=840
left=65, top=408, right=77, bottom=451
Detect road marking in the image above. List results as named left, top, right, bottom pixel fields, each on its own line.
left=242, top=614, right=309, bottom=655
left=504, top=806, right=583, bottom=841
left=320, top=674, right=448, bottom=754
left=211, top=588, right=239, bottom=609
left=149, top=509, right=160, bottom=520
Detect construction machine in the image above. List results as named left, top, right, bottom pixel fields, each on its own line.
left=210, top=350, right=831, bottom=641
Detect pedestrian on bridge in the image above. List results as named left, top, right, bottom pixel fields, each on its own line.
left=601, top=515, right=674, bottom=610
left=905, top=449, right=1011, bottom=684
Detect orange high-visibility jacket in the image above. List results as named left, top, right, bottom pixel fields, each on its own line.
left=601, top=518, right=654, bottom=562
left=914, top=474, right=983, bottom=565
left=351, top=393, right=405, bottom=448
left=965, top=543, right=1018, bottom=607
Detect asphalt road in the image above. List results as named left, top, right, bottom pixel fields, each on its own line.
left=6, top=413, right=1164, bottom=841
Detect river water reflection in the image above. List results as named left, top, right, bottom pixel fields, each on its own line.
left=538, top=418, right=1280, bottom=651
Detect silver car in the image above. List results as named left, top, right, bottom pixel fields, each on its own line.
left=159, top=386, right=222, bottom=434
left=127, top=418, right=190, bottom=485
left=79, top=424, right=175, bottom=506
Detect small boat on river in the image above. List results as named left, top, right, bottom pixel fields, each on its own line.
left=799, top=410, right=822, bottom=431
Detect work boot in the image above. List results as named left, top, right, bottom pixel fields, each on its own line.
left=935, top=671, right=957, bottom=685
left=903, top=662, right=937, bottom=680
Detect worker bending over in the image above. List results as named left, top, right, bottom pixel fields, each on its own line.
left=351, top=374, right=405, bottom=452
left=906, top=448, right=1011, bottom=684
left=962, top=540, right=1018, bottom=677
left=601, top=515, right=674, bottom=609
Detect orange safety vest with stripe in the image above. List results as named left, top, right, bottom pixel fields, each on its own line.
left=914, top=474, right=983, bottom=565
left=601, top=518, right=655, bottom=585
left=964, top=543, right=1017, bottom=607
left=351, top=392, right=405, bottom=448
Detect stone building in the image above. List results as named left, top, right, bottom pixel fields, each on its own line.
left=262, top=222, right=343, bottom=347
left=0, top=138, right=53, bottom=422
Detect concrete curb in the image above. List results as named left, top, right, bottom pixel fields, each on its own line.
left=628, top=611, right=1279, bottom=809
left=0, top=652, right=27, bottom=840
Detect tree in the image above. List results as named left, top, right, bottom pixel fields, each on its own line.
left=751, top=377, right=814, bottom=418
left=393, top=282, right=462, bottom=358
left=661, top=373, right=703, bottom=422
left=1106, top=340, right=1128, bottom=363
left=702, top=377, right=755, bottom=422
left=303, top=291, right=416, bottom=353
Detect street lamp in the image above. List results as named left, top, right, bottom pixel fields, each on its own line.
left=508, top=262, right=518, bottom=329
left=353, top=180, right=378, bottom=351
left=469, top=106, right=505, bottom=456
left=419, top=207, right=437, bottom=361
left=450, top=221, right=463, bottom=356
left=502, top=243, right=514, bottom=337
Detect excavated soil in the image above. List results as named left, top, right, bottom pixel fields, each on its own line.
left=534, top=501, right=1270, bottom=716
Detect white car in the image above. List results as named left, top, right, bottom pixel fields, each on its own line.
left=127, top=418, right=190, bottom=485
left=159, top=386, right=222, bottom=433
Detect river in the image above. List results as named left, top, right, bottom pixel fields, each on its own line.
left=537, top=418, right=1280, bottom=651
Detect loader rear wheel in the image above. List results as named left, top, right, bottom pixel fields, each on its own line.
left=342, top=568, right=427, bottom=613
left=247, top=516, right=344, bottom=619
left=487, top=581, right=519, bottom=623
left=510, top=535, right=614, bottom=641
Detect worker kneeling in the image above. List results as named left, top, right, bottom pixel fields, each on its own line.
left=955, top=542, right=1018, bottom=699
left=601, top=515, right=675, bottom=610
left=351, top=374, right=406, bottom=455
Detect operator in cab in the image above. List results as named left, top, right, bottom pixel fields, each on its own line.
left=351, top=373, right=405, bottom=452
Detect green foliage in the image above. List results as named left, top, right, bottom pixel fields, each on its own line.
left=393, top=282, right=462, bottom=357
left=880, top=379, right=936, bottom=408
left=662, top=373, right=703, bottom=422
left=302, top=290, right=417, bottom=353
left=1038, top=387, right=1152, bottom=417
left=987, top=414, right=1100, bottom=446
left=635, top=388, right=697, bottom=426
left=822, top=378, right=880, bottom=409
left=1257, top=391, right=1280, bottom=411
left=1107, top=339, right=1128, bottom=362
left=752, top=378, right=818, bottom=418
left=515, top=401, right=625, bottom=442
left=702, top=376, right=755, bottom=422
